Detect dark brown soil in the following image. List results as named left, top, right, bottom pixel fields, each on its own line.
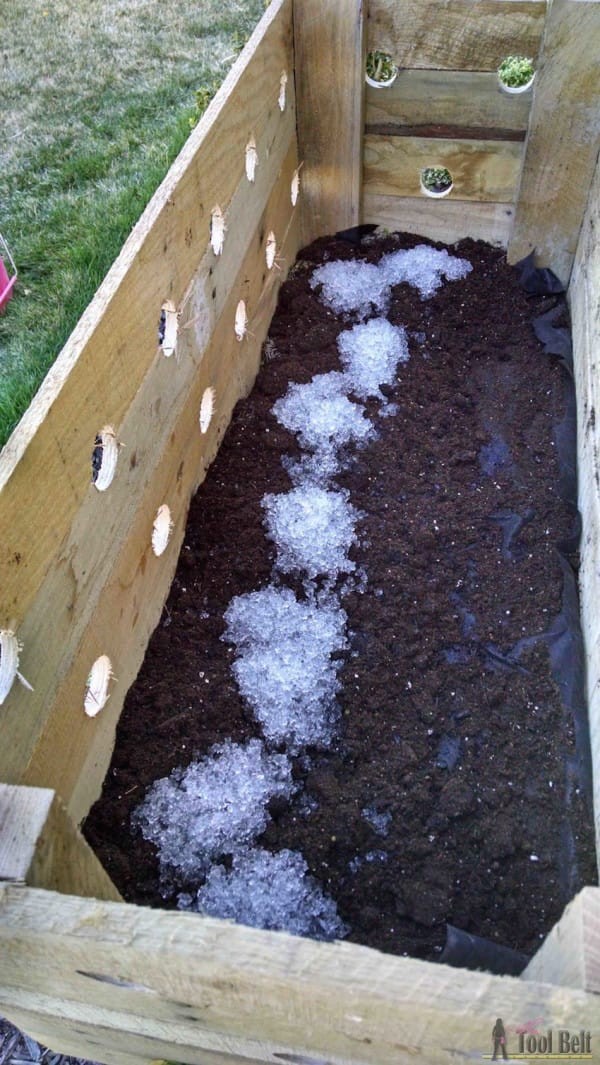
left=84, top=232, right=597, bottom=962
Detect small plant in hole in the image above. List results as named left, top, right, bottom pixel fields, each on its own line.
left=497, top=55, right=534, bottom=88
left=366, top=50, right=396, bottom=84
left=421, top=166, right=453, bottom=194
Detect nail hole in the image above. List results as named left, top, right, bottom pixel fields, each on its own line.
left=291, top=168, right=300, bottom=206
left=266, top=231, right=277, bottom=270
left=210, top=206, right=226, bottom=256
left=92, top=426, right=119, bottom=491
left=158, top=300, right=178, bottom=357
left=420, top=166, right=453, bottom=199
left=278, top=71, right=288, bottom=112
left=199, top=387, right=216, bottom=433
left=152, top=504, right=173, bottom=557
left=84, top=655, right=114, bottom=717
left=245, top=137, right=258, bottom=182
left=235, top=300, right=247, bottom=341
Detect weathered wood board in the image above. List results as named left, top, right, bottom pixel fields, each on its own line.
left=366, top=70, right=531, bottom=136
left=23, top=143, right=300, bottom=822
left=293, top=0, right=365, bottom=242
left=364, top=134, right=523, bottom=201
left=521, top=887, right=600, bottom=993
left=367, top=0, right=546, bottom=71
left=507, top=0, right=600, bottom=283
left=569, top=150, right=600, bottom=871
left=362, top=192, right=514, bottom=246
left=0, top=0, right=298, bottom=801
left=1, top=886, right=600, bottom=1065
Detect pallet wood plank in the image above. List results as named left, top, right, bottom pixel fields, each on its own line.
left=21, top=142, right=300, bottom=821
left=293, top=0, right=365, bottom=242
left=507, top=0, right=600, bottom=283
left=1, top=886, right=599, bottom=1065
left=0, top=0, right=298, bottom=790
left=0, top=785, right=120, bottom=901
left=367, top=0, right=546, bottom=71
left=364, top=134, right=523, bottom=202
left=366, top=70, right=531, bottom=134
left=521, top=888, right=600, bottom=992
left=362, top=192, right=514, bottom=246
left=0, top=0, right=293, bottom=626
left=569, top=150, right=600, bottom=875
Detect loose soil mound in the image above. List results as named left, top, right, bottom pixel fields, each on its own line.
left=85, top=233, right=597, bottom=961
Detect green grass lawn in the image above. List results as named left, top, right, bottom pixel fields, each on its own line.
left=0, top=0, right=266, bottom=450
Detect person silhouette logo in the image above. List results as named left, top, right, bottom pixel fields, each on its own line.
left=492, top=1018, right=508, bottom=1061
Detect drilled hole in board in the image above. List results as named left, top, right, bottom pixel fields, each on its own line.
left=0, top=629, right=33, bottom=706
left=234, top=300, right=247, bottom=341
left=84, top=655, right=114, bottom=716
left=420, top=166, right=453, bottom=199
left=291, top=168, right=300, bottom=206
left=266, top=231, right=277, bottom=270
left=278, top=71, right=288, bottom=112
left=158, top=300, right=178, bottom=357
left=245, top=137, right=258, bottom=182
left=210, top=206, right=226, bottom=255
left=200, top=387, right=216, bottom=433
left=152, top=504, right=173, bottom=557
left=92, top=426, right=119, bottom=491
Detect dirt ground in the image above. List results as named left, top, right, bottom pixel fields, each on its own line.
left=84, top=232, right=597, bottom=962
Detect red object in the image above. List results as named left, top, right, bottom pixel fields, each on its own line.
left=0, top=234, right=17, bottom=313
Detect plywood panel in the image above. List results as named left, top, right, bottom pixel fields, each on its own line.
left=367, top=0, right=546, bottom=71
left=0, top=0, right=297, bottom=789
left=364, top=134, right=522, bottom=201
left=362, top=191, right=514, bottom=246
left=294, top=0, right=365, bottom=243
left=1, top=886, right=599, bottom=1065
left=366, top=70, right=531, bottom=134
left=508, top=0, right=600, bottom=283
left=22, top=142, right=301, bottom=822
left=569, top=150, right=600, bottom=871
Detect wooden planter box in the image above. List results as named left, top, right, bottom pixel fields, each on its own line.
left=1, top=1, right=600, bottom=1061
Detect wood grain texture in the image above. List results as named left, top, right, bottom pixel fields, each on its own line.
left=362, top=192, right=514, bottom=246
left=367, top=0, right=546, bottom=71
left=294, top=0, right=365, bottom=243
left=364, top=134, right=523, bottom=201
left=521, top=888, right=600, bottom=993
left=1, top=886, right=600, bottom=1065
left=507, top=0, right=600, bottom=283
left=569, top=150, right=600, bottom=876
left=0, top=0, right=298, bottom=794
left=21, top=141, right=300, bottom=822
left=0, top=785, right=120, bottom=901
left=366, top=70, right=532, bottom=134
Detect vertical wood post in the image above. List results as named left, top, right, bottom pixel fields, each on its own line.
left=520, top=888, right=600, bottom=993
left=293, top=0, right=365, bottom=245
left=507, top=0, right=600, bottom=285
left=0, top=784, right=121, bottom=901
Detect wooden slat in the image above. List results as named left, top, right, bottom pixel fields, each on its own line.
left=1, top=886, right=600, bottom=1065
left=569, top=150, right=600, bottom=874
left=366, top=70, right=531, bottom=135
left=364, top=134, right=522, bottom=201
left=521, top=888, right=600, bottom=993
left=507, top=0, right=600, bottom=284
left=21, top=141, right=300, bottom=822
left=0, top=785, right=121, bottom=902
left=362, top=192, right=514, bottom=246
left=366, top=0, right=547, bottom=71
left=0, top=0, right=297, bottom=791
left=293, top=0, right=365, bottom=243
left=0, top=0, right=292, bottom=569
